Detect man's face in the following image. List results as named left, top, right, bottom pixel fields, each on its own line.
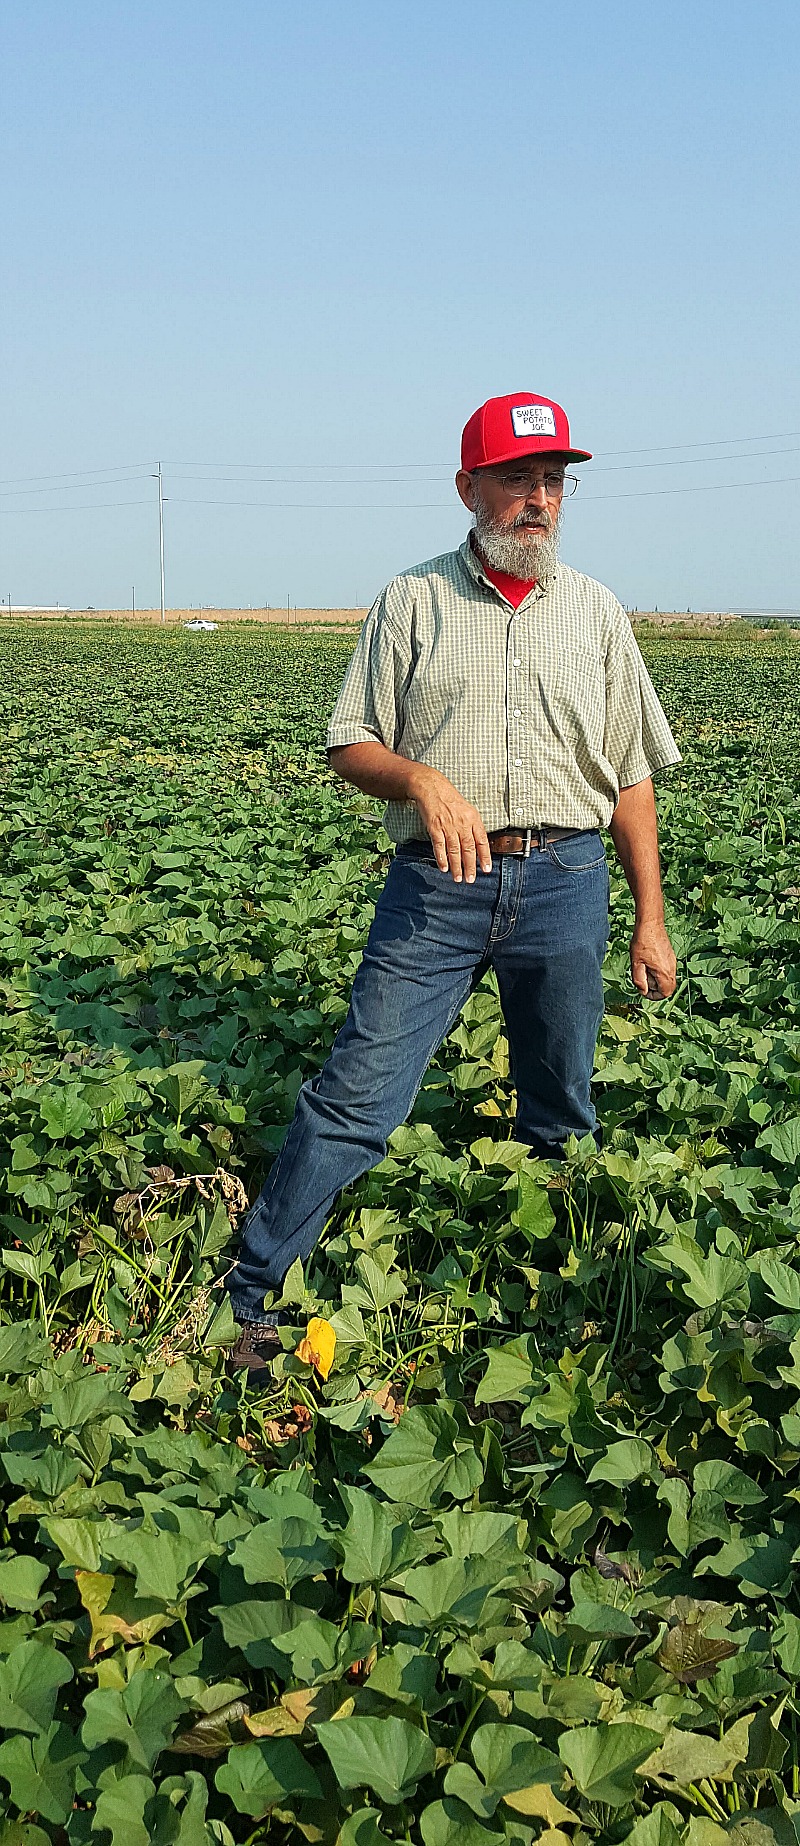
left=455, top=454, right=569, bottom=582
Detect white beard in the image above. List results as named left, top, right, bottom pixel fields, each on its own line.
left=472, top=498, right=561, bottom=585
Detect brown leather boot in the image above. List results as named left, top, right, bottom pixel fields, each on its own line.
left=228, top=1315, right=286, bottom=1376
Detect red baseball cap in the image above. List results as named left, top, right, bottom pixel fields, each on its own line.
left=461, top=392, right=592, bottom=471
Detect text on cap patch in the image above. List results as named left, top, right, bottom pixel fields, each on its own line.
left=511, top=403, right=557, bottom=438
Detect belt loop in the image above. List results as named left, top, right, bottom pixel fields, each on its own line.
left=538, top=827, right=547, bottom=853
left=524, top=827, right=531, bottom=858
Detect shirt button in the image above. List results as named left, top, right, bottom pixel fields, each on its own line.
left=513, top=708, right=522, bottom=717
left=513, top=658, right=521, bottom=667
left=514, top=758, right=523, bottom=767
left=515, top=807, right=523, bottom=816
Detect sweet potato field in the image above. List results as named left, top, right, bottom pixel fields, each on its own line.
left=1, top=619, right=800, bottom=1845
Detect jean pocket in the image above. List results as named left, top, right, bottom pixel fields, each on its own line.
left=546, top=831, right=607, bottom=872
left=395, top=842, right=437, bottom=865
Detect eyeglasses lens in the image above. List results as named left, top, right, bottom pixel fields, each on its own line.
left=500, top=472, right=578, bottom=498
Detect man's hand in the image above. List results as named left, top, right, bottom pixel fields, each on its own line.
left=412, top=766, right=493, bottom=882
left=630, top=920, right=677, bottom=998
left=327, top=742, right=492, bottom=883
left=610, top=780, right=677, bottom=998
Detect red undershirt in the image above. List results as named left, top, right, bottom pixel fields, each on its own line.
left=476, top=555, right=536, bottom=610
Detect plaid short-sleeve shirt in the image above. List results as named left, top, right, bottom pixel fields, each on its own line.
left=326, top=537, right=681, bottom=844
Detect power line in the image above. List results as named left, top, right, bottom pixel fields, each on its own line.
left=0, top=473, right=154, bottom=500
left=162, top=443, right=800, bottom=487
left=2, top=473, right=798, bottom=516
left=571, top=444, right=800, bottom=476
left=168, top=474, right=800, bottom=509
left=595, top=430, right=800, bottom=457
left=0, top=444, right=794, bottom=504
left=1, top=428, right=800, bottom=495
left=170, top=471, right=452, bottom=485
left=170, top=498, right=453, bottom=509
left=163, top=429, right=800, bottom=467
left=580, top=474, right=800, bottom=503
left=0, top=463, right=154, bottom=488
left=0, top=498, right=152, bottom=514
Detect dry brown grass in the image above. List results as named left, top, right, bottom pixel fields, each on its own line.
left=7, top=604, right=747, bottom=632
left=7, top=606, right=367, bottom=627
left=630, top=610, right=739, bottom=629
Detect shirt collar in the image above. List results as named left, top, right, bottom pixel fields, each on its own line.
left=458, top=534, right=555, bottom=607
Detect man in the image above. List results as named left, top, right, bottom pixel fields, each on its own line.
left=227, top=391, right=680, bottom=1372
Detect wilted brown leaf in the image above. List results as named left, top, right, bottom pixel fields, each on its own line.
left=112, top=1191, right=141, bottom=1219
left=246, top=1686, right=354, bottom=1736
left=76, top=1570, right=168, bottom=1657
left=658, top=1620, right=739, bottom=1684
left=261, top=1403, right=314, bottom=1445
left=169, top=1698, right=250, bottom=1756
left=369, top=1380, right=405, bottom=1424
left=593, top=1545, right=640, bottom=1587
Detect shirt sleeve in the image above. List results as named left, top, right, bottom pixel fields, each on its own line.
left=326, top=594, right=412, bottom=751
left=604, top=621, right=682, bottom=789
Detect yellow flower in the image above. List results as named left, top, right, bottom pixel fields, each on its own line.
left=295, top=1316, right=336, bottom=1381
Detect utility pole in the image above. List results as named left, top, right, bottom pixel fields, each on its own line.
left=132, top=585, right=136, bottom=616
left=152, top=463, right=166, bottom=623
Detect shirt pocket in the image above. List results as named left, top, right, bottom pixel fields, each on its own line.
left=403, top=662, right=470, bottom=745
left=539, top=647, right=606, bottom=757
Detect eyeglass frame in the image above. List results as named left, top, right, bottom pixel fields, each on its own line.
left=471, top=466, right=580, bottom=501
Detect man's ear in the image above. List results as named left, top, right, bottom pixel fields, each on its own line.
left=455, top=469, right=477, bottom=511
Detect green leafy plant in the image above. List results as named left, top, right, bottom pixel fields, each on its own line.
left=1, top=620, right=800, bottom=1841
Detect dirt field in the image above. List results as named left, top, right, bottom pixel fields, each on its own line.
left=5, top=605, right=742, bottom=630
left=4, top=607, right=368, bottom=627
left=629, top=610, right=739, bottom=629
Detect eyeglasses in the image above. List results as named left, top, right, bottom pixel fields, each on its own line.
left=482, top=469, right=579, bottom=500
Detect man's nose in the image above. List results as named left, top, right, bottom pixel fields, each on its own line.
left=523, top=480, right=550, bottom=503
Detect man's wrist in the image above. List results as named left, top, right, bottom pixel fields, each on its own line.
left=404, top=762, right=434, bottom=805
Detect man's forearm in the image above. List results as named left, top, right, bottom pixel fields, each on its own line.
left=327, top=742, right=492, bottom=881
left=609, top=777, right=665, bottom=921
left=327, top=741, right=427, bottom=804
left=610, top=777, right=677, bottom=997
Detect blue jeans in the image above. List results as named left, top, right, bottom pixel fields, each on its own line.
left=227, top=831, right=610, bottom=1322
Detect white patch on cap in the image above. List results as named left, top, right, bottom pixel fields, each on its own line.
left=511, top=403, right=557, bottom=438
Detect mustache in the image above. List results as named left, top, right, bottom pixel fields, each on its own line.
left=510, top=509, right=552, bottom=532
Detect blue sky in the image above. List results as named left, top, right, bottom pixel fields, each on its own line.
left=3, top=0, right=799, bottom=612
